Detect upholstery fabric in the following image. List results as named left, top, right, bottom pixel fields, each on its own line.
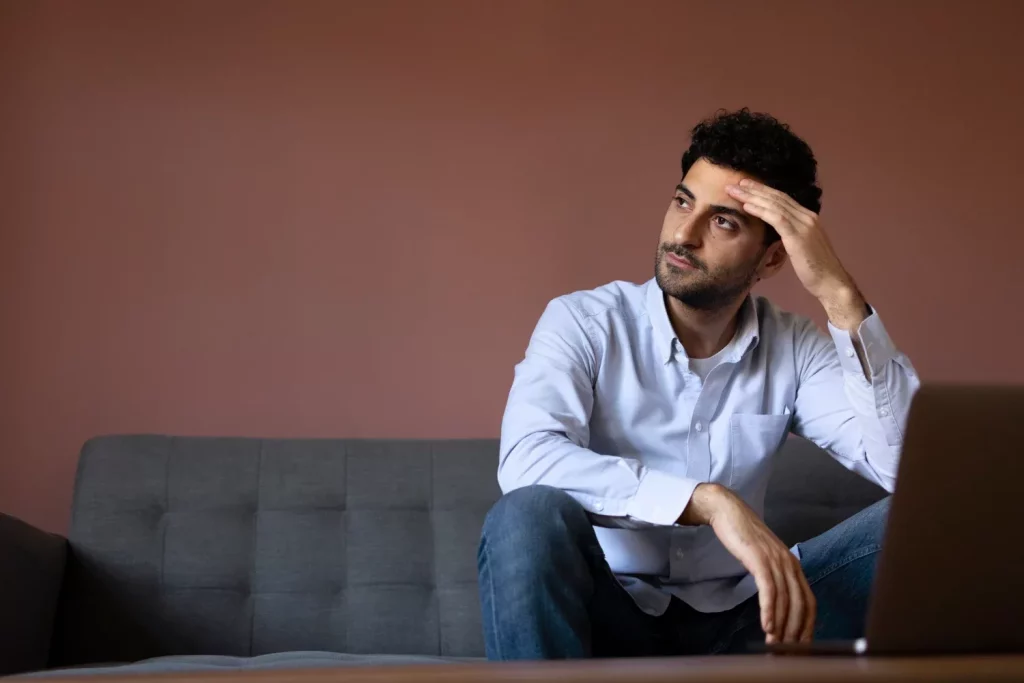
left=765, top=436, right=888, bottom=547
left=51, top=438, right=500, bottom=666
left=47, top=434, right=885, bottom=669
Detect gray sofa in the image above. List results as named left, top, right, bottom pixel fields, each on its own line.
left=1, top=435, right=885, bottom=677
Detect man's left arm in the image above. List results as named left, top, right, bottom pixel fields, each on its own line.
left=728, top=179, right=921, bottom=492
left=790, top=306, right=920, bottom=492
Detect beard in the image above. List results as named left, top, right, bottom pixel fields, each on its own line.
left=654, top=243, right=762, bottom=312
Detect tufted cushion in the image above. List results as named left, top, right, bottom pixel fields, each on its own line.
left=765, top=436, right=887, bottom=547
left=50, top=437, right=500, bottom=667
left=49, top=434, right=884, bottom=669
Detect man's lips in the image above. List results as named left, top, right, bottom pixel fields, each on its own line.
left=666, top=251, right=700, bottom=271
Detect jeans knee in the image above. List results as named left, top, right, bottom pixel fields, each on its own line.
left=855, top=495, right=891, bottom=546
left=481, top=485, right=595, bottom=556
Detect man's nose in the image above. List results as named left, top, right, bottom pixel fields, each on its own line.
left=674, top=215, right=703, bottom=248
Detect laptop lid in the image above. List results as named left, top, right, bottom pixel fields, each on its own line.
left=865, top=384, right=1024, bottom=654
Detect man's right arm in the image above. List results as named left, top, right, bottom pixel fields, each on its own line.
left=499, top=297, right=700, bottom=526
left=681, top=483, right=816, bottom=645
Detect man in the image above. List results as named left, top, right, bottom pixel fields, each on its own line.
left=478, top=109, right=920, bottom=659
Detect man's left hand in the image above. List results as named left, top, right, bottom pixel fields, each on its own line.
left=727, top=180, right=868, bottom=330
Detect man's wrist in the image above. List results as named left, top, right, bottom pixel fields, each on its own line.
left=818, top=280, right=869, bottom=331
left=678, top=482, right=730, bottom=526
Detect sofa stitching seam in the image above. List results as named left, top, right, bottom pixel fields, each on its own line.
left=248, top=439, right=264, bottom=656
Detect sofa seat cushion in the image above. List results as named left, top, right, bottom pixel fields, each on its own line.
left=22, top=651, right=480, bottom=677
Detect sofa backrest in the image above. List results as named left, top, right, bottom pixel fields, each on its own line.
left=51, top=435, right=884, bottom=666
left=52, top=437, right=501, bottom=666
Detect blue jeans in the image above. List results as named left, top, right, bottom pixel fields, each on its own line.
left=477, top=485, right=888, bottom=659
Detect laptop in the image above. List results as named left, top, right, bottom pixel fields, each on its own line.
left=763, top=383, right=1024, bottom=656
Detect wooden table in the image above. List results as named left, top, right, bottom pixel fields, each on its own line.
left=35, top=655, right=1024, bottom=682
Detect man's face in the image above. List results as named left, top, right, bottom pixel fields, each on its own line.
left=655, top=158, right=782, bottom=311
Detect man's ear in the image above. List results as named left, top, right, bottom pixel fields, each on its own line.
left=757, top=241, right=788, bottom=280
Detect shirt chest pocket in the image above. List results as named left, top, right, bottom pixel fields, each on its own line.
left=728, top=412, right=792, bottom=489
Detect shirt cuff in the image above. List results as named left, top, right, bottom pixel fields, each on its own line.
left=827, top=308, right=898, bottom=378
left=624, top=468, right=700, bottom=526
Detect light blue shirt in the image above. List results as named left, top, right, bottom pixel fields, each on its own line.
left=498, top=279, right=920, bottom=615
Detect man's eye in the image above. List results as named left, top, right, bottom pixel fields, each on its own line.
left=674, top=196, right=690, bottom=208
left=714, top=216, right=738, bottom=230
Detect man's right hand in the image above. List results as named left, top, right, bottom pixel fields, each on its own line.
left=679, top=483, right=816, bottom=644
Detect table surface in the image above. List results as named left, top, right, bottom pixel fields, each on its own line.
left=34, top=655, right=1024, bottom=683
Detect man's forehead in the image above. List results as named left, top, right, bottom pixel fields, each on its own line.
left=682, top=158, right=754, bottom=194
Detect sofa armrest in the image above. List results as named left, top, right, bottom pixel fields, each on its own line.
left=0, top=513, right=68, bottom=676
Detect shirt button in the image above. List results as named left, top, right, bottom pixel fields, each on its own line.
left=845, top=347, right=856, bottom=358
left=675, top=548, right=685, bottom=559
left=594, top=502, right=604, bottom=512
left=880, top=408, right=889, bottom=417
left=695, top=421, right=703, bottom=432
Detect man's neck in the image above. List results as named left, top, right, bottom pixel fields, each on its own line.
left=665, top=294, right=746, bottom=359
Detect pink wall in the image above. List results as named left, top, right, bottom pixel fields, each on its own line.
left=2, top=0, right=1023, bottom=533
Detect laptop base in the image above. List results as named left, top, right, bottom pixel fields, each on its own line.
left=752, top=638, right=867, bottom=656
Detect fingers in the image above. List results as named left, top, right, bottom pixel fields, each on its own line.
left=751, top=562, right=776, bottom=638
left=770, top=560, right=788, bottom=644
left=740, top=200, right=794, bottom=236
left=759, top=553, right=815, bottom=645
left=777, top=555, right=816, bottom=644
left=782, top=560, right=805, bottom=643
left=726, top=185, right=814, bottom=235
left=736, top=179, right=817, bottom=222
left=801, top=574, right=817, bottom=643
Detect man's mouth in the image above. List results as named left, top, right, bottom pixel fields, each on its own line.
left=665, top=251, right=701, bottom=272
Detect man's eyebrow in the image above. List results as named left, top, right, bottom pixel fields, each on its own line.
left=675, top=183, right=751, bottom=222
left=709, top=204, right=749, bottom=221
left=674, top=183, right=695, bottom=200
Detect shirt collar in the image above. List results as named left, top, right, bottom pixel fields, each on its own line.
left=730, top=297, right=761, bottom=362
left=645, top=279, right=761, bottom=365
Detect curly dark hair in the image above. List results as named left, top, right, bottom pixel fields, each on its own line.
left=680, top=108, right=822, bottom=243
